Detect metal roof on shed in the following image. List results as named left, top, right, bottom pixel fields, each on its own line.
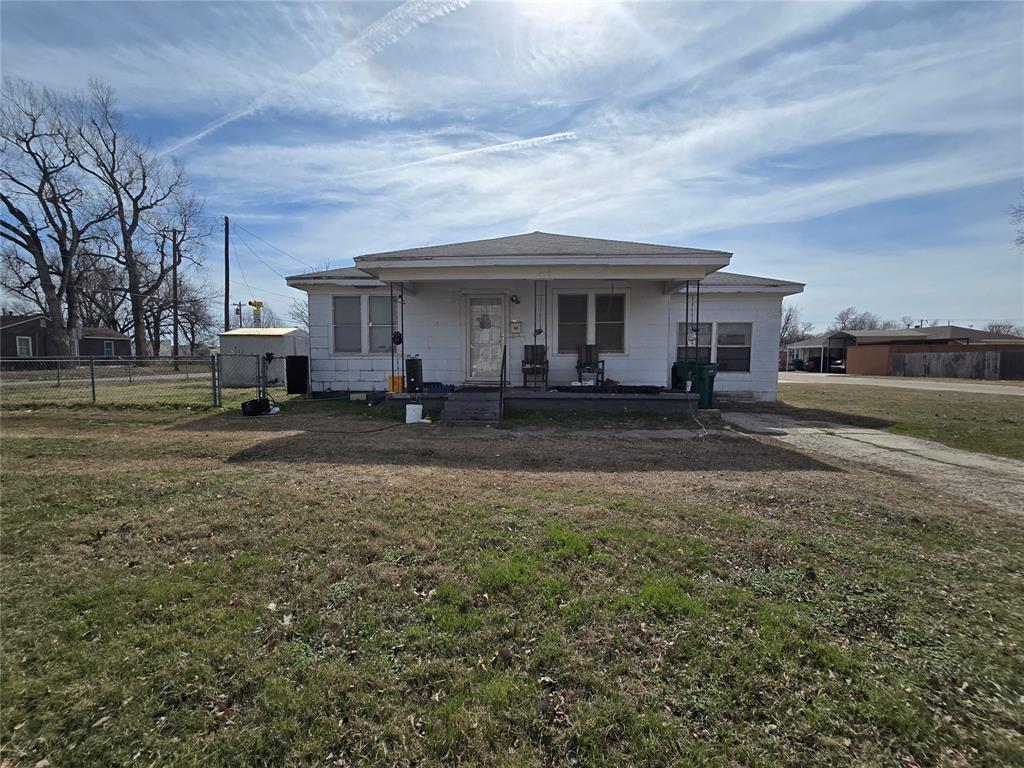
left=219, top=327, right=305, bottom=337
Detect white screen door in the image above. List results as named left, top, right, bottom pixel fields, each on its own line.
left=466, top=296, right=504, bottom=381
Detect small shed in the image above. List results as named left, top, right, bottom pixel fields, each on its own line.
left=218, top=327, right=309, bottom=387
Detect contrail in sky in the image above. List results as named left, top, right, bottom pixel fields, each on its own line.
left=159, top=0, right=471, bottom=156
left=339, top=131, right=580, bottom=179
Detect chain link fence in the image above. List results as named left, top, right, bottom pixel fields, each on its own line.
left=1, top=356, right=221, bottom=409
left=0, top=354, right=297, bottom=411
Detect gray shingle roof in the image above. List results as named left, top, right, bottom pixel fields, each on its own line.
left=286, top=266, right=375, bottom=281
left=357, top=231, right=732, bottom=262
left=700, top=272, right=802, bottom=288
left=0, top=313, right=45, bottom=329
left=81, top=327, right=130, bottom=340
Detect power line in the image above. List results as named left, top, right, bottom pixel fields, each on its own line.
left=234, top=229, right=287, bottom=280
left=231, top=223, right=314, bottom=271
left=233, top=245, right=254, bottom=296
left=228, top=281, right=296, bottom=302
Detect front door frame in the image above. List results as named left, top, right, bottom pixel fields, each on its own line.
left=464, top=292, right=508, bottom=383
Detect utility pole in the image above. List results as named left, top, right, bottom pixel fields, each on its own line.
left=224, top=216, right=230, bottom=331
left=172, top=229, right=179, bottom=371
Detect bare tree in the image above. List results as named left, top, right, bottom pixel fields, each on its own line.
left=779, top=303, right=812, bottom=348
left=900, top=315, right=915, bottom=329
left=76, top=254, right=130, bottom=332
left=984, top=321, right=1024, bottom=337
left=0, top=79, right=111, bottom=354
left=1012, top=191, right=1024, bottom=248
left=288, top=297, right=309, bottom=334
left=178, top=277, right=218, bottom=354
left=142, top=278, right=173, bottom=356
left=831, top=306, right=882, bottom=331
left=70, top=82, right=202, bottom=356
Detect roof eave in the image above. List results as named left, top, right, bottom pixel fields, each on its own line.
left=286, top=276, right=386, bottom=289
left=698, top=283, right=804, bottom=295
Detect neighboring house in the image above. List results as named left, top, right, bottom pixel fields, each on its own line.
left=0, top=313, right=51, bottom=358
left=0, top=312, right=132, bottom=358
left=78, top=327, right=132, bottom=357
left=787, top=326, right=1024, bottom=374
left=286, top=232, right=803, bottom=400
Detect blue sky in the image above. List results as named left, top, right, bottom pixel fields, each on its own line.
left=3, top=0, right=1022, bottom=330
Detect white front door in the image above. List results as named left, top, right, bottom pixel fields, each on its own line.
left=466, top=295, right=505, bottom=381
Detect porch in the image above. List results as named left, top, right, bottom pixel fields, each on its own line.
left=386, top=386, right=700, bottom=425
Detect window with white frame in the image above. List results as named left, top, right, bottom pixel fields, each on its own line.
left=333, top=296, right=362, bottom=353
left=716, top=322, right=752, bottom=372
left=333, top=294, right=399, bottom=354
left=556, top=292, right=627, bottom=354
left=676, top=322, right=711, bottom=363
left=102, top=340, right=115, bottom=357
left=15, top=336, right=32, bottom=357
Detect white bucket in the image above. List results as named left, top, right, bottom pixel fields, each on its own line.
left=405, top=403, right=424, bottom=424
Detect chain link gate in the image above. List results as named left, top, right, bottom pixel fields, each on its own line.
left=215, top=353, right=263, bottom=408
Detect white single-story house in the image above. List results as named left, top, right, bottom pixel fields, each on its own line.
left=286, top=232, right=803, bottom=401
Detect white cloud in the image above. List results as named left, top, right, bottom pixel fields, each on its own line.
left=4, top=1, right=1020, bottom=322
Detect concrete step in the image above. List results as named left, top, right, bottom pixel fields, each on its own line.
left=442, top=391, right=500, bottom=424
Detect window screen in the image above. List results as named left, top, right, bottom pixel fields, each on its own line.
left=557, top=295, right=588, bottom=354
left=333, top=296, right=361, bottom=353
left=15, top=336, right=32, bottom=357
left=594, top=294, right=625, bottom=353
left=677, top=322, right=711, bottom=362
left=368, top=296, right=396, bottom=353
left=716, top=322, right=752, bottom=372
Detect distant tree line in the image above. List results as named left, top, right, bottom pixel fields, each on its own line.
left=1, top=78, right=217, bottom=356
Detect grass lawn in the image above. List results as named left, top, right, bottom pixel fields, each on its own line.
left=775, top=383, right=1024, bottom=461
left=2, top=403, right=1022, bottom=766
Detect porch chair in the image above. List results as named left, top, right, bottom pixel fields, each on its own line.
left=576, top=344, right=605, bottom=386
left=522, top=344, right=549, bottom=390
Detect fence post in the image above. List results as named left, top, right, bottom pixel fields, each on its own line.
left=128, top=358, right=133, bottom=384
left=56, top=358, right=61, bottom=388
left=210, top=354, right=220, bottom=407
left=90, top=358, right=96, bottom=403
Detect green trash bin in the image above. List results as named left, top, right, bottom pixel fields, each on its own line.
left=680, top=361, right=717, bottom=408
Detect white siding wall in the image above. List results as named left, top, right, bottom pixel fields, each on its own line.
left=304, top=282, right=784, bottom=399
left=669, top=293, right=783, bottom=400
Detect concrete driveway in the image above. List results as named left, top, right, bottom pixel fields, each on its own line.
left=722, top=410, right=1024, bottom=515
left=779, top=372, right=1024, bottom=396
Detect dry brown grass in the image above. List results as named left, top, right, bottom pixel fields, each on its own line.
left=2, top=402, right=1022, bottom=766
